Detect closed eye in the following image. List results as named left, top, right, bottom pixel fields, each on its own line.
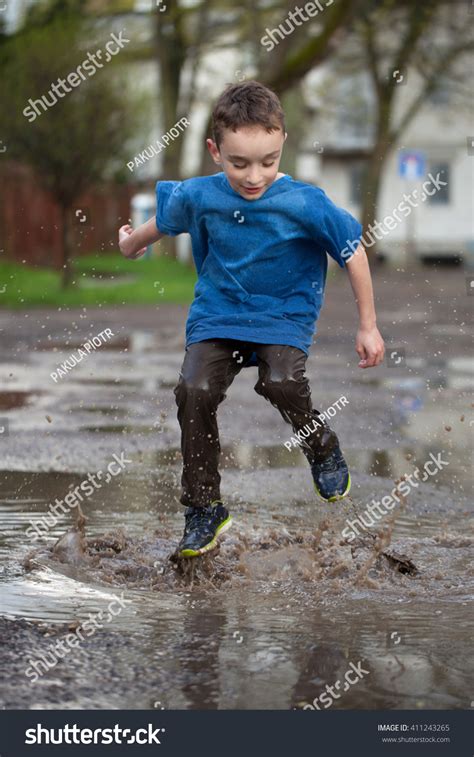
left=231, top=161, right=276, bottom=169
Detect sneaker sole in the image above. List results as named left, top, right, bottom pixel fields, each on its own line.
left=178, top=515, right=233, bottom=559
left=314, top=471, right=351, bottom=502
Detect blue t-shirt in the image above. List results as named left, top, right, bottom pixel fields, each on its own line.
left=155, top=172, right=362, bottom=366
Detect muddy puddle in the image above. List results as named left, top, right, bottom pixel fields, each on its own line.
left=0, top=291, right=472, bottom=710
left=1, top=446, right=473, bottom=710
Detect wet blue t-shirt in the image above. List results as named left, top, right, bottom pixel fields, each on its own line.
left=155, top=172, right=362, bottom=365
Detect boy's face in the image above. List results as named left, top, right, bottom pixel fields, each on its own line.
left=207, top=125, right=287, bottom=201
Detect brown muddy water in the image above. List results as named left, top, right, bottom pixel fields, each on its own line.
left=1, top=440, right=473, bottom=711
left=0, top=284, right=473, bottom=711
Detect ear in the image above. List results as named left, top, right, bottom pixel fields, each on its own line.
left=283, top=132, right=288, bottom=142
left=206, top=138, right=221, bottom=165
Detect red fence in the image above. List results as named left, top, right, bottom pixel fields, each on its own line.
left=0, top=162, right=148, bottom=268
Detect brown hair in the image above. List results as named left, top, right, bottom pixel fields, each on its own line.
left=211, top=80, right=285, bottom=147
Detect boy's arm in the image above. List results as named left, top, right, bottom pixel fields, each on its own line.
left=118, top=217, right=164, bottom=259
left=345, top=243, right=385, bottom=369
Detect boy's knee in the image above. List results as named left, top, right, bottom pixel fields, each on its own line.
left=255, top=376, right=306, bottom=405
left=174, top=376, right=222, bottom=405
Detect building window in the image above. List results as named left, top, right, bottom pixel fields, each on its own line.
left=427, top=162, right=450, bottom=204
left=349, top=161, right=367, bottom=206
left=427, top=77, right=451, bottom=107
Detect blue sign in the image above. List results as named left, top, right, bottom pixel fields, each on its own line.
left=399, top=151, right=426, bottom=180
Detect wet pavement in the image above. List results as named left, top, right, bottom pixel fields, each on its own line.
left=0, top=265, right=472, bottom=710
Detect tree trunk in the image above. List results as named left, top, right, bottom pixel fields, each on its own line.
left=360, top=98, right=393, bottom=260
left=361, top=146, right=387, bottom=258
left=155, top=10, right=186, bottom=180
left=60, top=205, right=74, bottom=289
left=154, top=10, right=188, bottom=259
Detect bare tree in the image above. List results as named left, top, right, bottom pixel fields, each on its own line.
left=258, top=0, right=360, bottom=93
left=354, top=0, right=474, bottom=251
left=197, top=0, right=362, bottom=173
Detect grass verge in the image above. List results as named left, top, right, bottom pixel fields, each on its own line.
left=0, top=252, right=196, bottom=308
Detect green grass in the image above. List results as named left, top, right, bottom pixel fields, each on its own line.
left=0, top=252, right=197, bottom=308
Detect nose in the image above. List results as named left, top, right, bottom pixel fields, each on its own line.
left=245, top=166, right=261, bottom=186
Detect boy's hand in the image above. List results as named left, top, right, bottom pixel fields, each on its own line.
left=355, top=325, right=385, bottom=368
left=118, top=224, right=146, bottom=259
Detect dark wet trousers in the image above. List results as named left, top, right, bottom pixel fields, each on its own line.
left=173, top=339, right=340, bottom=508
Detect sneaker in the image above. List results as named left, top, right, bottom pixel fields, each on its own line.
left=311, top=445, right=351, bottom=502
left=177, top=501, right=232, bottom=558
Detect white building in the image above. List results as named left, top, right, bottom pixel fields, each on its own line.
left=298, top=63, right=473, bottom=265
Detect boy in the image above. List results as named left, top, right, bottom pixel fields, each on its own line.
left=118, top=81, right=385, bottom=559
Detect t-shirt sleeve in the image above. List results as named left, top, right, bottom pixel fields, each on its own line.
left=155, top=180, right=190, bottom=236
left=313, top=188, right=363, bottom=268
